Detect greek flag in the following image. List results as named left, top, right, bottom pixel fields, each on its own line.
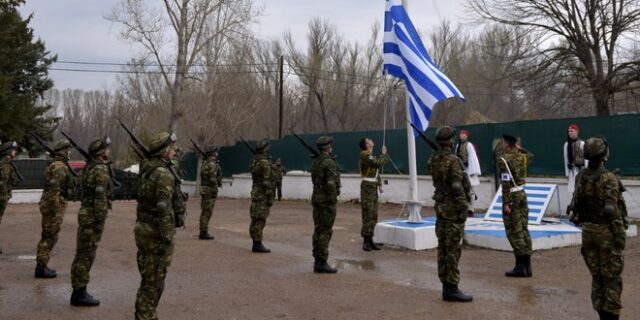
left=383, top=0, right=464, bottom=133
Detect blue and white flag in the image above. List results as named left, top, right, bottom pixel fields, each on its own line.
left=383, top=0, right=464, bottom=133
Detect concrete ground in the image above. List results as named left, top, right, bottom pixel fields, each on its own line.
left=0, top=198, right=638, bottom=320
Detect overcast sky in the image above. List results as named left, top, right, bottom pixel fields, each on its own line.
left=20, top=0, right=465, bottom=90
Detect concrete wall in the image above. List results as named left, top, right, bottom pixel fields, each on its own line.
left=217, top=172, right=640, bottom=219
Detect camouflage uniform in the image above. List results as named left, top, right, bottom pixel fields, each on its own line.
left=429, top=126, right=472, bottom=302
left=311, top=136, right=340, bottom=273
left=70, top=139, right=113, bottom=301
left=134, top=132, right=184, bottom=320
left=359, top=149, right=387, bottom=239
left=570, top=137, right=627, bottom=318
left=199, top=155, right=222, bottom=233
left=0, top=141, right=19, bottom=254
left=272, top=161, right=286, bottom=200
left=249, top=140, right=274, bottom=249
left=36, top=141, right=73, bottom=273
left=498, top=146, right=534, bottom=257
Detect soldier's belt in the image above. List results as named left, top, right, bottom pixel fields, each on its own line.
left=510, top=185, right=525, bottom=193
left=136, top=213, right=158, bottom=224
left=361, top=177, right=378, bottom=183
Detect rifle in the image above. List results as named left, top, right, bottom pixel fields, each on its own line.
left=60, top=131, right=121, bottom=187
left=289, top=129, right=320, bottom=158
left=9, top=161, right=24, bottom=183
left=238, top=136, right=257, bottom=155
left=190, top=139, right=208, bottom=160
left=405, top=118, right=440, bottom=151
left=30, top=133, right=78, bottom=177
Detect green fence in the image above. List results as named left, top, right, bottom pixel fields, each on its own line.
left=203, top=114, right=640, bottom=179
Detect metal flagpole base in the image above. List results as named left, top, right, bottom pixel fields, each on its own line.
left=403, top=200, right=423, bottom=224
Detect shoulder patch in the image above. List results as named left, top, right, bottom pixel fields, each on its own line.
left=501, top=173, right=511, bottom=181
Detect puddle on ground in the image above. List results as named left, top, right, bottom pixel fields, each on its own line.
left=17, top=255, right=36, bottom=260
left=334, top=259, right=377, bottom=271
left=517, top=285, right=579, bottom=305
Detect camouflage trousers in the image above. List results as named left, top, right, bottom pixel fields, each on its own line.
left=134, top=222, right=175, bottom=320
left=360, top=181, right=379, bottom=238
left=0, top=199, right=6, bottom=226
left=581, top=223, right=625, bottom=315
left=312, top=201, right=337, bottom=261
left=36, top=198, right=67, bottom=265
left=502, top=191, right=532, bottom=256
left=249, top=199, right=272, bottom=242
left=70, top=207, right=107, bottom=289
left=275, top=181, right=283, bottom=200
left=199, top=192, right=218, bottom=232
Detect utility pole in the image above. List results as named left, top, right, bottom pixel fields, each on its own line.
left=278, top=55, right=284, bottom=139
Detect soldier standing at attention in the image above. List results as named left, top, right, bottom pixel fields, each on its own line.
left=35, top=140, right=73, bottom=278
left=249, top=139, right=274, bottom=253
left=564, top=124, right=588, bottom=194
left=199, top=146, right=222, bottom=240
left=272, top=158, right=286, bottom=201
left=358, top=137, right=387, bottom=251
left=569, top=136, right=628, bottom=320
left=429, top=126, right=473, bottom=302
left=498, top=134, right=534, bottom=278
left=134, top=132, right=184, bottom=320
left=311, top=136, right=340, bottom=273
left=0, top=141, right=19, bottom=254
left=69, top=137, right=114, bottom=307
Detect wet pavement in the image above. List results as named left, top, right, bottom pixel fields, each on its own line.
left=0, top=199, right=638, bottom=319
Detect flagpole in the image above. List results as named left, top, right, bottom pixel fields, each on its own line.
left=403, top=0, right=423, bottom=223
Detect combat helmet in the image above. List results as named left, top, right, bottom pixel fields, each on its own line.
left=255, top=139, right=270, bottom=153
left=148, top=132, right=178, bottom=156
left=316, top=136, right=333, bottom=150
left=0, top=141, right=18, bottom=156
left=206, top=146, right=219, bottom=154
left=88, top=136, right=112, bottom=156
left=53, top=139, right=71, bottom=154
left=436, top=126, right=456, bottom=145
left=584, top=136, right=609, bottom=162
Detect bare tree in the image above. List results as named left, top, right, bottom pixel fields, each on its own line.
left=467, top=0, right=640, bottom=115
left=108, top=0, right=261, bottom=132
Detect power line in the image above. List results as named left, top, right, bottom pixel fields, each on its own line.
left=55, top=60, right=278, bottom=68
left=50, top=67, right=279, bottom=75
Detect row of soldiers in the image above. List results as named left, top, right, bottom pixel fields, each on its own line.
left=0, top=126, right=630, bottom=320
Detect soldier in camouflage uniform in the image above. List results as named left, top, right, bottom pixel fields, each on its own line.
left=569, top=136, right=628, bottom=320
left=35, top=140, right=73, bottom=278
left=311, top=136, right=341, bottom=274
left=69, top=137, right=114, bottom=307
left=498, top=134, right=534, bottom=278
left=358, top=137, right=387, bottom=251
left=272, top=158, right=286, bottom=201
left=199, top=146, right=222, bottom=240
left=428, top=126, right=473, bottom=302
left=0, top=141, right=19, bottom=254
left=249, top=139, right=274, bottom=253
left=134, top=132, right=185, bottom=320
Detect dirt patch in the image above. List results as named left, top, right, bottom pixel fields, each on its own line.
left=0, top=199, right=638, bottom=319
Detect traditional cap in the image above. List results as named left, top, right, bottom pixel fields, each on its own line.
left=568, top=124, right=579, bottom=131
left=460, top=129, right=469, bottom=136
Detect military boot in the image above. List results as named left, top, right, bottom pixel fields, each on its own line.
left=199, top=231, right=215, bottom=240
left=314, top=259, right=338, bottom=274
left=252, top=241, right=271, bottom=253
left=368, top=237, right=381, bottom=251
left=362, top=238, right=372, bottom=251
left=35, top=263, right=57, bottom=279
left=505, top=256, right=528, bottom=277
left=442, top=283, right=473, bottom=302
left=70, top=287, right=100, bottom=307
left=524, top=255, right=532, bottom=277
left=598, top=310, right=619, bottom=320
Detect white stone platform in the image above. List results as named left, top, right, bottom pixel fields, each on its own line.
left=373, top=217, right=438, bottom=250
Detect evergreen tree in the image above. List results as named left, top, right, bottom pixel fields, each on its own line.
left=0, top=0, right=58, bottom=148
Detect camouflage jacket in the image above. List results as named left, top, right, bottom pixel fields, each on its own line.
left=41, top=156, right=74, bottom=202
left=311, top=154, right=341, bottom=204
left=571, top=165, right=628, bottom=231
left=138, top=158, right=179, bottom=233
left=250, top=154, right=273, bottom=200
left=498, top=148, right=534, bottom=204
left=81, top=159, right=113, bottom=214
left=359, top=150, right=387, bottom=182
left=200, top=159, right=222, bottom=193
left=0, top=158, right=18, bottom=201
left=428, top=147, right=470, bottom=203
left=272, top=163, right=286, bottom=182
